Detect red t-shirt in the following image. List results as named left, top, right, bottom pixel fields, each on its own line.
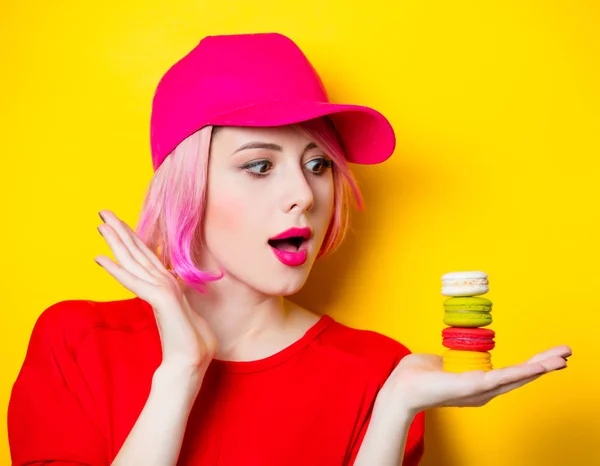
left=8, top=297, right=425, bottom=465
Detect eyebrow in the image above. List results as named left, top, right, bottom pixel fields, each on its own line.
left=232, top=141, right=318, bottom=155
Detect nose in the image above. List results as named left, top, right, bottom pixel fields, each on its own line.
left=282, top=167, right=315, bottom=213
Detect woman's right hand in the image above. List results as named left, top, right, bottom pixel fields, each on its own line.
left=377, top=345, right=571, bottom=418
left=94, top=209, right=218, bottom=376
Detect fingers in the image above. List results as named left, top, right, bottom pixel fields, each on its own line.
left=417, top=346, right=572, bottom=410
left=480, top=353, right=569, bottom=402
left=462, top=353, right=569, bottom=407
left=95, top=255, right=155, bottom=302
left=482, top=346, right=571, bottom=388
left=98, top=210, right=163, bottom=283
left=488, top=373, right=542, bottom=397
left=536, top=355, right=569, bottom=372
left=98, top=223, right=156, bottom=283
left=527, top=345, right=572, bottom=364
left=104, top=211, right=170, bottom=273
left=459, top=373, right=543, bottom=407
left=461, top=350, right=570, bottom=399
left=442, top=354, right=568, bottom=408
left=481, top=361, right=546, bottom=389
left=479, top=346, right=570, bottom=389
left=444, top=358, right=555, bottom=401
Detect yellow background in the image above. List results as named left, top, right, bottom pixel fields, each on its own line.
left=1, top=0, right=598, bottom=464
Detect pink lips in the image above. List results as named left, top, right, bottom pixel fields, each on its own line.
left=271, top=248, right=308, bottom=266
left=269, top=227, right=311, bottom=267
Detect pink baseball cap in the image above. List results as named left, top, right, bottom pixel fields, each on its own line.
left=150, top=32, right=396, bottom=171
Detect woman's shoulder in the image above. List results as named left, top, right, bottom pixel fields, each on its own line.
left=31, top=296, right=153, bottom=349
left=317, top=315, right=414, bottom=371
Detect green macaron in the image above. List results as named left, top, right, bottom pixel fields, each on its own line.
left=443, top=297, right=493, bottom=327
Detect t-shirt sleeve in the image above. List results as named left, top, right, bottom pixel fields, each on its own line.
left=8, top=301, right=108, bottom=466
left=346, top=338, right=425, bottom=466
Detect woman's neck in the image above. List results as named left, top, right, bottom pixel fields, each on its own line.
left=182, top=278, right=318, bottom=362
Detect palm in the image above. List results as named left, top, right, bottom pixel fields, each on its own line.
left=381, top=345, right=571, bottom=413
left=96, top=209, right=218, bottom=371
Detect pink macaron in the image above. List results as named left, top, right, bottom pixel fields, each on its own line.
left=442, top=327, right=496, bottom=352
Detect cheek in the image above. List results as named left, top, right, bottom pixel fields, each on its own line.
left=205, top=194, right=244, bottom=232
left=315, top=177, right=335, bottom=216
left=326, top=180, right=335, bottom=210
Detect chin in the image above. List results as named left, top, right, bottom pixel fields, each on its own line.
left=261, top=270, right=311, bottom=296
left=251, top=260, right=316, bottom=296
left=210, top=252, right=317, bottom=296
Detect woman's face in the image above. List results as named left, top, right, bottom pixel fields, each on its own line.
left=200, top=125, right=335, bottom=296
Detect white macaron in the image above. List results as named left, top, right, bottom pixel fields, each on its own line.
left=441, top=271, right=489, bottom=296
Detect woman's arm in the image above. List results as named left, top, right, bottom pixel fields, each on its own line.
left=95, top=211, right=218, bottom=465
left=110, top=364, right=204, bottom=466
left=352, top=397, right=414, bottom=466
left=355, top=346, right=571, bottom=466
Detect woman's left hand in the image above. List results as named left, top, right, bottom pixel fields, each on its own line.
left=377, top=345, right=572, bottom=417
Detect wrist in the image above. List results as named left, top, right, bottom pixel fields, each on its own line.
left=374, top=386, right=420, bottom=422
left=152, top=363, right=206, bottom=399
left=373, top=397, right=416, bottom=428
left=353, top=394, right=415, bottom=466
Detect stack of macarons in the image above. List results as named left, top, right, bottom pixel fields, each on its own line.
left=441, top=271, right=495, bottom=372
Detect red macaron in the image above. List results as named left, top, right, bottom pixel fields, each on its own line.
left=442, top=327, right=496, bottom=351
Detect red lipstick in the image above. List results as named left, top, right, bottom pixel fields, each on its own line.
left=268, top=227, right=312, bottom=266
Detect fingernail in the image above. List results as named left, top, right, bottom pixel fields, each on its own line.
left=97, top=226, right=104, bottom=236
left=99, top=211, right=106, bottom=222
left=94, top=259, right=102, bottom=267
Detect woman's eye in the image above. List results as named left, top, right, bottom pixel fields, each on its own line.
left=242, top=160, right=272, bottom=176
left=305, top=157, right=333, bottom=175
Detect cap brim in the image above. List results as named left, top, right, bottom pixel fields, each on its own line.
left=209, top=100, right=396, bottom=165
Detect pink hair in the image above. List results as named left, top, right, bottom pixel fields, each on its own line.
left=134, top=118, right=364, bottom=293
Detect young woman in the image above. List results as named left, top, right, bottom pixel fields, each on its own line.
left=8, top=32, right=571, bottom=466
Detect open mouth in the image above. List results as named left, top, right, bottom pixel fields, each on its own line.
left=268, top=227, right=312, bottom=266
left=268, top=236, right=306, bottom=252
